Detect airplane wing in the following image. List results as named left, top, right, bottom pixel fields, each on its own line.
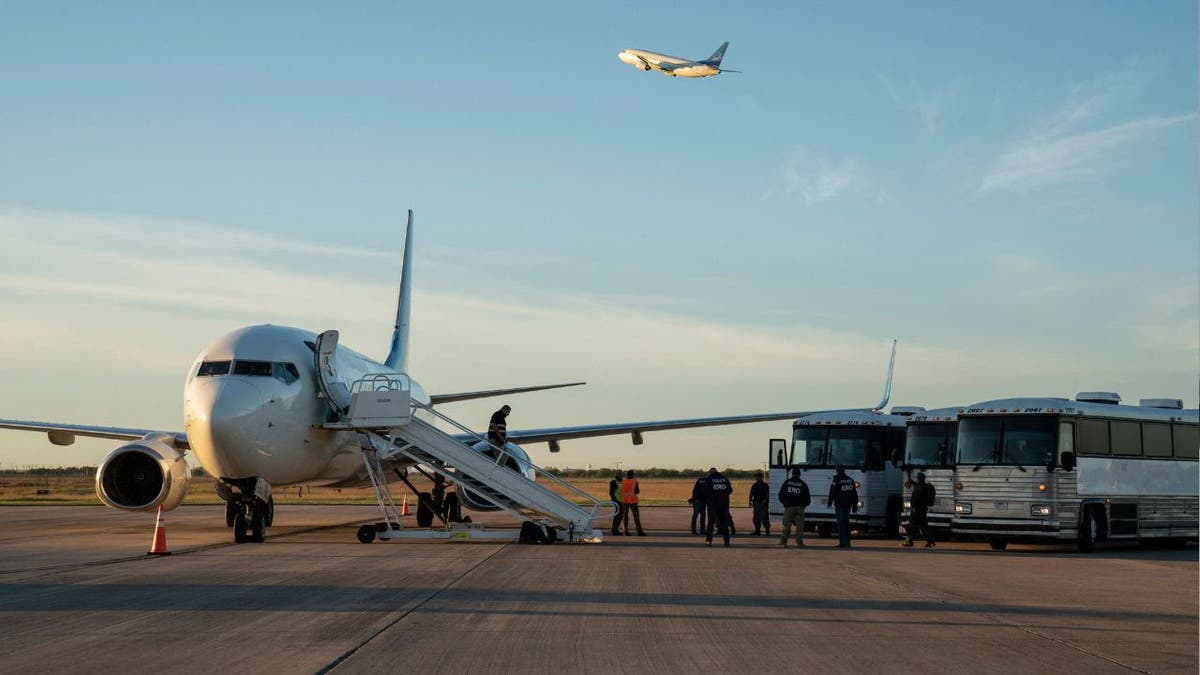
left=0, top=419, right=189, bottom=448
left=430, top=382, right=585, bottom=405
left=499, top=408, right=871, bottom=447
left=476, top=339, right=897, bottom=450
left=656, top=61, right=680, bottom=72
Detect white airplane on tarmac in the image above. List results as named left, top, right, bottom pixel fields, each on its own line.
left=618, top=41, right=739, bottom=78
left=0, top=211, right=893, bottom=544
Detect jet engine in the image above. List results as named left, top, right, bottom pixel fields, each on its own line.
left=458, top=440, right=535, bottom=512
left=95, top=433, right=191, bottom=512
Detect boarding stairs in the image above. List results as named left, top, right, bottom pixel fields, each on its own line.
left=314, top=330, right=614, bottom=543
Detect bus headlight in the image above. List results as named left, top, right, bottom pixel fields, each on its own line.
left=903, top=500, right=912, bottom=509
left=955, top=503, right=972, bottom=514
left=856, top=500, right=864, bottom=509
left=1031, top=504, right=1051, bottom=517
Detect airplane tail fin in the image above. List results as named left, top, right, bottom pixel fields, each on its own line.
left=706, top=41, right=729, bottom=65
left=384, top=210, right=414, bottom=372
left=872, top=339, right=898, bottom=411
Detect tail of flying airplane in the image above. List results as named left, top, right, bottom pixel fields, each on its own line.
left=384, top=210, right=414, bottom=372
left=873, top=339, right=898, bottom=412
left=705, top=41, right=729, bottom=65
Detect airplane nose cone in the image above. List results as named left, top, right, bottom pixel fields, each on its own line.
left=185, top=378, right=266, bottom=478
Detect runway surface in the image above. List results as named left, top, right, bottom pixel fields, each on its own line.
left=0, top=505, right=1195, bottom=674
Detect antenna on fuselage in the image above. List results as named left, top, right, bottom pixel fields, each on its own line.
left=384, top=209, right=414, bottom=372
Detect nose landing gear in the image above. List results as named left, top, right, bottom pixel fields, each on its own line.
left=218, top=477, right=273, bottom=543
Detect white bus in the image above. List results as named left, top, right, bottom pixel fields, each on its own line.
left=769, top=407, right=923, bottom=537
left=901, top=406, right=960, bottom=538
left=951, top=393, right=1198, bottom=551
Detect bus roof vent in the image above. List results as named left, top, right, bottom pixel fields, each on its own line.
left=1139, top=398, right=1183, bottom=409
left=1076, top=392, right=1121, bottom=405
left=890, top=406, right=926, bottom=417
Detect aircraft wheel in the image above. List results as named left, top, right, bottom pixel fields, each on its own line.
left=265, top=496, right=275, bottom=527
left=233, top=511, right=248, bottom=543
left=250, top=506, right=266, bottom=543
left=357, top=525, right=377, bottom=544
left=225, top=500, right=237, bottom=527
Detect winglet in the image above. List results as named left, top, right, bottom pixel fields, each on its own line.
left=384, top=210, right=414, bottom=372
left=873, top=339, right=897, bottom=412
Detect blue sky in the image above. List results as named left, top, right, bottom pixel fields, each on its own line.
left=1, top=2, right=1196, bottom=469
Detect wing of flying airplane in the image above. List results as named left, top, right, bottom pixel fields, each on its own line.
left=430, top=381, right=585, bottom=405
left=0, top=419, right=189, bottom=447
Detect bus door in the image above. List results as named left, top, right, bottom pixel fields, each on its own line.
left=768, top=438, right=788, bottom=517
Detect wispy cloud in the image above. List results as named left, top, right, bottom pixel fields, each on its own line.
left=980, top=60, right=1195, bottom=193
left=768, top=151, right=857, bottom=204
left=981, top=114, right=1194, bottom=192
left=875, top=72, right=963, bottom=133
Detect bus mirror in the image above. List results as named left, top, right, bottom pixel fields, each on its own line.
left=1060, top=451, right=1076, bottom=472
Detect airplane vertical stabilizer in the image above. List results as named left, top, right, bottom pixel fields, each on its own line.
left=706, top=41, right=729, bottom=65
left=873, top=339, right=898, bottom=411
left=384, top=210, right=414, bottom=372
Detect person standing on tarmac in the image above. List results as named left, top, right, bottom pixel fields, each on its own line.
left=621, top=470, right=645, bottom=536
left=689, top=472, right=708, bottom=535
left=749, top=471, right=771, bottom=536
left=826, top=464, right=859, bottom=548
left=610, top=471, right=626, bottom=536
left=703, top=467, right=733, bottom=547
left=902, top=471, right=937, bottom=548
left=777, top=467, right=811, bottom=548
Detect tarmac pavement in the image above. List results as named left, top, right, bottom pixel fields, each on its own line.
left=0, top=505, right=1194, bottom=674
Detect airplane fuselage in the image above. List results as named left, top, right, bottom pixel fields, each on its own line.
left=183, top=324, right=429, bottom=488
left=617, top=49, right=721, bottom=78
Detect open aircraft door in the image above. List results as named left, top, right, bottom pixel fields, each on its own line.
left=768, top=437, right=789, bottom=517
left=315, top=330, right=353, bottom=415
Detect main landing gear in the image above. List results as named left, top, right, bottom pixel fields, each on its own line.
left=218, top=477, right=273, bottom=544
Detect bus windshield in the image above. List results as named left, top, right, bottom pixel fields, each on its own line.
left=906, top=423, right=956, bottom=467
left=792, top=427, right=872, bottom=467
left=957, top=416, right=1057, bottom=467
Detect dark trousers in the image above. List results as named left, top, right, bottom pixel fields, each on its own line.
left=622, top=503, right=643, bottom=534
left=705, top=504, right=731, bottom=543
left=752, top=503, right=770, bottom=534
left=835, top=505, right=852, bottom=547
left=611, top=501, right=624, bottom=534
left=691, top=502, right=706, bottom=533
left=906, top=510, right=934, bottom=544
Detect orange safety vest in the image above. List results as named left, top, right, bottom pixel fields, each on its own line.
left=621, top=478, right=639, bottom=504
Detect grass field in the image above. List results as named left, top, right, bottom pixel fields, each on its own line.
left=0, top=475, right=765, bottom=508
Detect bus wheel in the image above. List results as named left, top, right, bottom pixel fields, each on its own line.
left=817, top=524, right=832, bottom=538
left=884, top=498, right=901, bottom=537
left=988, top=538, right=1008, bottom=551
left=1077, top=506, right=1099, bottom=553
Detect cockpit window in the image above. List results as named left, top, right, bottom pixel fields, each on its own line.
left=197, top=361, right=231, bottom=376
left=274, top=362, right=300, bottom=385
left=233, top=360, right=274, bottom=377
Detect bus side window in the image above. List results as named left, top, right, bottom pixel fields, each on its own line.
left=1172, top=424, right=1199, bottom=459
left=1142, top=423, right=1172, bottom=458
left=1077, top=418, right=1109, bottom=456
left=1110, top=421, right=1142, bottom=456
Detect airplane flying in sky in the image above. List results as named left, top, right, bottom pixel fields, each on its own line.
left=618, top=41, right=739, bottom=78
left=0, top=211, right=891, bottom=543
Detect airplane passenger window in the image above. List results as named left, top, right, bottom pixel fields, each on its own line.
left=233, top=360, right=273, bottom=377
left=197, top=361, right=231, bottom=376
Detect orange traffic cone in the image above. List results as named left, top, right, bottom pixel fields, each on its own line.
left=147, top=506, right=171, bottom=556
left=401, top=493, right=411, bottom=516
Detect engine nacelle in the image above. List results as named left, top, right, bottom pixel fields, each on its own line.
left=458, top=441, right=535, bottom=512
left=95, top=433, right=191, bottom=512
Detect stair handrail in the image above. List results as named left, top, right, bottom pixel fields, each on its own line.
left=411, top=400, right=618, bottom=524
